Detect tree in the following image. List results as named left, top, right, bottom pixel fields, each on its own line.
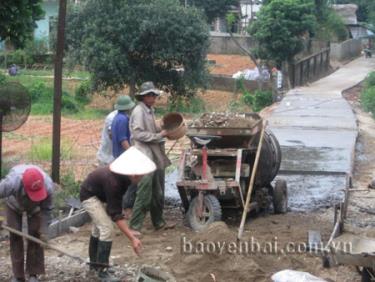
left=185, top=0, right=239, bottom=23
left=249, top=0, right=317, bottom=67
left=0, top=0, right=45, bottom=48
left=335, top=0, right=375, bottom=23
left=66, top=0, right=209, bottom=100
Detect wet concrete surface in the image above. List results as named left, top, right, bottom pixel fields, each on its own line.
left=165, top=169, right=181, bottom=204
left=269, top=57, right=375, bottom=211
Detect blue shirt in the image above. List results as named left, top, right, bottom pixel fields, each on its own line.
left=111, top=112, right=131, bottom=158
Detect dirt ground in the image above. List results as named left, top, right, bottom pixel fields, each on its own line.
left=1, top=60, right=375, bottom=281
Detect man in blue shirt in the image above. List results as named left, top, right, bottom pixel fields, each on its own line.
left=111, top=95, right=135, bottom=158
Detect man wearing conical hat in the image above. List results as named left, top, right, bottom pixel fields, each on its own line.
left=80, top=147, right=156, bottom=282
left=128, top=81, right=172, bottom=233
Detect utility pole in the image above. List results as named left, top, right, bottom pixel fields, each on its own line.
left=52, top=0, right=67, bottom=183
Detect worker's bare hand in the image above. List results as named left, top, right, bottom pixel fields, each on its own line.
left=132, top=237, right=142, bottom=256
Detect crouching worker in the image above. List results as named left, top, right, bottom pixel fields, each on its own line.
left=80, top=147, right=156, bottom=282
left=0, top=165, right=54, bottom=282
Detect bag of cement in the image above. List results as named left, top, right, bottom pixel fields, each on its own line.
left=272, top=270, right=327, bottom=282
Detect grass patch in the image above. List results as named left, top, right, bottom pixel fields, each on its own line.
left=28, top=138, right=75, bottom=162
left=53, top=170, right=81, bottom=212
left=361, top=72, right=375, bottom=118
left=67, top=108, right=108, bottom=120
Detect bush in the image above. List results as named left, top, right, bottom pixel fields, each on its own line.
left=62, top=91, right=80, bottom=114
left=361, top=86, right=375, bottom=117
left=236, top=78, right=273, bottom=112
left=365, top=72, right=375, bottom=89
left=0, top=72, right=7, bottom=85
left=7, top=49, right=34, bottom=67
left=29, top=80, right=51, bottom=102
left=252, top=90, right=273, bottom=112
left=74, top=80, right=92, bottom=104
left=315, top=9, right=348, bottom=42
left=29, top=80, right=81, bottom=115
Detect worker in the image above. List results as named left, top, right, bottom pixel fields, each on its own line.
left=80, top=147, right=156, bottom=282
left=0, top=165, right=54, bottom=282
left=111, top=95, right=135, bottom=158
left=111, top=95, right=137, bottom=219
left=96, top=109, right=117, bottom=166
left=128, top=81, right=173, bottom=232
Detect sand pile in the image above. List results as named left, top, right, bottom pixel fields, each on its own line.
left=167, top=222, right=267, bottom=282
left=190, top=112, right=260, bottom=128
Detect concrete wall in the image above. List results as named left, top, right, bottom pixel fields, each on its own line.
left=208, top=74, right=271, bottom=92
left=209, top=32, right=255, bottom=55
left=331, top=39, right=362, bottom=61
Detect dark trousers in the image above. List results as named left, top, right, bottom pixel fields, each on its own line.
left=129, top=169, right=165, bottom=230
left=6, top=206, right=44, bottom=279
left=122, top=183, right=137, bottom=209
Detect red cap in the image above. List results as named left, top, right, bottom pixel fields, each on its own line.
left=22, top=168, right=48, bottom=202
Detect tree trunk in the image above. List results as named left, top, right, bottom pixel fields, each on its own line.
left=281, top=61, right=292, bottom=90
left=129, top=79, right=136, bottom=98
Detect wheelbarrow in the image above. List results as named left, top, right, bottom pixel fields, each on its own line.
left=329, top=233, right=375, bottom=281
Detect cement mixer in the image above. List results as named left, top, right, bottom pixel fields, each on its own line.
left=176, top=112, right=287, bottom=231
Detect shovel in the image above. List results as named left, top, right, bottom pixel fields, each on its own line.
left=2, top=224, right=110, bottom=268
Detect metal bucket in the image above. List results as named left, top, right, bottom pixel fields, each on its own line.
left=162, top=112, right=186, bottom=140
left=136, top=266, right=176, bottom=282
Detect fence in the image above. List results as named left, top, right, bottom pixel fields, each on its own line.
left=330, top=38, right=362, bottom=61
left=289, top=47, right=330, bottom=88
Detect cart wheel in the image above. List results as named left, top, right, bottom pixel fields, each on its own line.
left=187, top=194, right=222, bottom=231
left=273, top=179, right=288, bottom=214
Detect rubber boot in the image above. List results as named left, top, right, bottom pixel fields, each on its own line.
left=97, top=241, right=120, bottom=282
left=88, top=236, right=99, bottom=271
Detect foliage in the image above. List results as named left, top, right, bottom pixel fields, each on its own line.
left=0, top=0, right=45, bottom=48
left=314, top=1, right=348, bottom=42
left=74, top=79, right=92, bottom=104
left=0, top=72, right=7, bottom=85
left=53, top=170, right=81, bottom=211
left=361, top=72, right=375, bottom=118
left=29, top=80, right=82, bottom=115
left=1, top=37, right=52, bottom=67
left=364, top=72, right=375, bottom=88
left=184, top=0, right=239, bottom=23
left=361, top=86, right=375, bottom=117
left=336, top=0, right=375, bottom=23
left=236, top=78, right=273, bottom=112
left=249, top=0, right=317, bottom=66
left=167, top=95, right=205, bottom=113
left=66, top=0, right=210, bottom=99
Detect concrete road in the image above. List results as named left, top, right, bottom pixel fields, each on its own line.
left=269, top=56, right=375, bottom=211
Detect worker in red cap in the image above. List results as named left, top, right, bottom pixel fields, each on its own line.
left=0, top=165, right=54, bottom=282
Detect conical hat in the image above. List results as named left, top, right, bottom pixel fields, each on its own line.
left=110, top=147, right=156, bottom=175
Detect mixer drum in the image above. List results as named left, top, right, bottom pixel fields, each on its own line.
left=245, top=129, right=282, bottom=187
